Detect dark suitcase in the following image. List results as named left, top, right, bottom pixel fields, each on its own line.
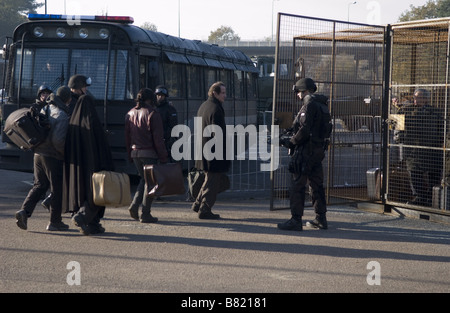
left=187, top=167, right=230, bottom=199
left=144, top=163, right=186, bottom=197
left=3, top=108, right=49, bottom=150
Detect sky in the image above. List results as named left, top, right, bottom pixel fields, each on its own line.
left=37, top=0, right=429, bottom=41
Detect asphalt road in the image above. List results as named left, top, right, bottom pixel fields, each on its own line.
left=0, top=168, right=449, bottom=298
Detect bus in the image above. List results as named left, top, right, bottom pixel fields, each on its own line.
left=0, top=14, right=259, bottom=174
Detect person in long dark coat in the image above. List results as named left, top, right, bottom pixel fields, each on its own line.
left=63, top=93, right=114, bottom=235
left=191, top=81, right=230, bottom=219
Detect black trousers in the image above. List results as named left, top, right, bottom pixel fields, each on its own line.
left=407, top=158, right=441, bottom=205
left=289, top=147, right=327, bottom=220
left=21, top=153, right=63, bottom=224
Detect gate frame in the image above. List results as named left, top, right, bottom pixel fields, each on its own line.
left=271, top=13, right=450, bottom=218
left=270, top=13, right=387, bottom=210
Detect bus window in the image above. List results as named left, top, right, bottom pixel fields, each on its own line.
left=139, top=60, right=146, bottom=90
left=234, top=70, right=244, bottom=99
left=187, top=65, right=202, bottom=98
left=246, top=72, right=257, bottom=100
left=205, top=69, right=217, bottom=95
left=14, top=48, right=68, bottom=97
left=164, top=63, right=185, bottom=98
left=139, top=57, right=159, bottom=91
left=219, top=69, right=232, bottom=98
left=70, top=49, right=131, bottom=100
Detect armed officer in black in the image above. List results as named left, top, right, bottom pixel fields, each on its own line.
left=155, top=85, right=178, bottom=162
left=278, top=78, right=332, bottom=231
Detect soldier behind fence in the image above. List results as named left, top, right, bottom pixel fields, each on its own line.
left=399, top=88, right=443, bottom=206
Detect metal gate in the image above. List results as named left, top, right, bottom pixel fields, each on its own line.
left=270, top=14, right=386, bottom=210
left=387, top=19, right=450, bottom=214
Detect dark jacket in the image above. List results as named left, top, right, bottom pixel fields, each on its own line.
left=156, top=99, right=178, bottom=146
left=288, top=94, right=329, bottom=175
left=401, top=103, right=443, bottom=165
left=195, top=96, right=230, bottom=173
left=34, top=94, right=70, bottom=160
left=62, top=94, right=114, bottom=213
left=125, top=104, right=168, bottom=163
left=290, top=94, right=329, bottom=147
left=67, top=92, right=80, bottom=116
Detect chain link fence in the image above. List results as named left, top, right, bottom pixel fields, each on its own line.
left=388, top=19, right=450, bottom=212
left=270, top=14, right=386, bottom=210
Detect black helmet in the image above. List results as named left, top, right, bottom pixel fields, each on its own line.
left=37, top=85, right=52, bottom=98
left=68, top=74, right=92, bottom=89
left=155, top=85, right=169, bottom=97
left=56, top=86, right=72, bottom=103
left=293, top=78, right=317, bottom=93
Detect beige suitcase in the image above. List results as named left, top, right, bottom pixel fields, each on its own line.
left=92, top=171, right=132, bottom=207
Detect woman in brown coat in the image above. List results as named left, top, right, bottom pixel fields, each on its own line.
left=125, top=88, right=168, bottom=223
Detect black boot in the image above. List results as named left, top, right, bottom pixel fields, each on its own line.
left=15, top=209, right=28, bottom=230
left=306, top=214, right=328, bottom=229
left=72, top=213, right=90, bottom=235
left=128, top=205, right=139, bottom=220
left=277, top=217, right=303, bottom=231
left=140, top=212, right=158, bottom=223
left=198, top=211, right=220, bottom=219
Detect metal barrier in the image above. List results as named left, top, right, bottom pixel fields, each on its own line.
left=219, top=15, right=450, bottom=216
left=388, top=19, right=450, bottom=212
left=270, top=14, right=386, bottom=210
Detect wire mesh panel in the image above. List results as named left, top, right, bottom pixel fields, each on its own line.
left=271, top=14, right=386, bottom=210
left=388, top=19, right=450, bottom=212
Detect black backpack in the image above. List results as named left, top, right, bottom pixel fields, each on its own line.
left=317, top=100, right=333, bottom=150
left=4, top=106, right=51, bottom=150
left=319, top=102, right=333, bottom=139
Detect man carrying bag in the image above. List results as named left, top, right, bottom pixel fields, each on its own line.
left=191, top=82, right=230, bottom=219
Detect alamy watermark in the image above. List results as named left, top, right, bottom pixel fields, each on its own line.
left=66, top=261, right=81, bottom=286
left=64, top=1, right=82, bottom=25
left=366, top=261, right=381, bottom=285
left=170, top=117, right=280, bottom=172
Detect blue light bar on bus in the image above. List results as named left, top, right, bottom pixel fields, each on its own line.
left=27, top=14, right=134, bottom=24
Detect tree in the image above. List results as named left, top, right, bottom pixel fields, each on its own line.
left=140, top=22, right=158, bottom=32
left=208, top=26, right=240, bottom=42
left=0, top=0, right=42, bottom=40
left=398, top=0, right=450, bottom=22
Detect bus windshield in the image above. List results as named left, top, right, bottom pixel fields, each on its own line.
left=14, top=47, right=132, bottom=100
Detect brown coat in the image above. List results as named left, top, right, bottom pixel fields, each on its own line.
left=125, top=104, right=168, bottom=163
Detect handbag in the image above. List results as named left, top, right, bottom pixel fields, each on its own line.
left=187, top=167, right=230, bottom=199
left=92, top=171, right=132, bottom=207
left=144, top=163, right=185, bottom=197
left=187, top=167, right=205, bottom=199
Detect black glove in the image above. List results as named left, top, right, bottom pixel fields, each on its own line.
left=280, top=137, right=294, bottom=150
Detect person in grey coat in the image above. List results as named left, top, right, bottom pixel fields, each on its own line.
left=191, top=81, right=230, bottom=219
left=15, top=86, right=71, bottom=231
